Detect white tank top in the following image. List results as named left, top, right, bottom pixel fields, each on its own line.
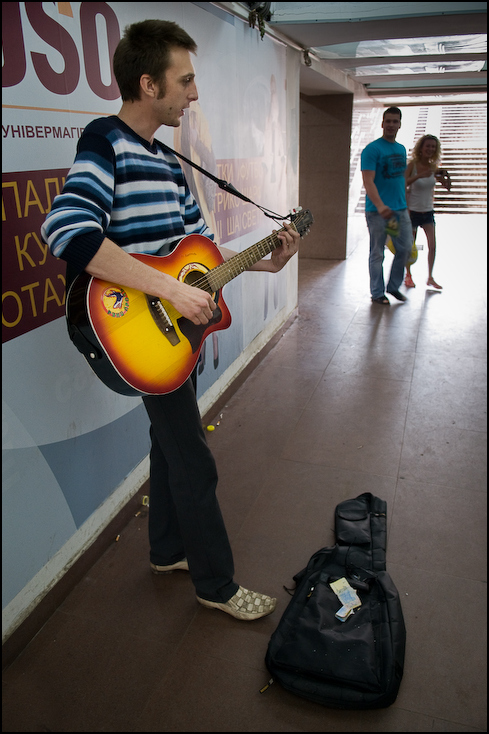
left=407, top=164, right=436, bottom=212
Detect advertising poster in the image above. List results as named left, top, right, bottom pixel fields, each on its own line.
left=2, top=2, right=296, bottom=624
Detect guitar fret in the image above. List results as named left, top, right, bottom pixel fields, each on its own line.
left=207, top=233, right=281, bottom=291
left=204, top=213, right=309, bottom=294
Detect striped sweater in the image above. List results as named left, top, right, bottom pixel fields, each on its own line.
left=41, top=116, right=213, bottom=279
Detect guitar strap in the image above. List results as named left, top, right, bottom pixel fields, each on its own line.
left=160, top=142, right=290, bottom=224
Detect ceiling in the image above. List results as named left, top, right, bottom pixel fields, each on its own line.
left=242, top=2, right=487, bottom=104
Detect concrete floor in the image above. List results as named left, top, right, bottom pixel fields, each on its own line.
left=2, top=214, right=486, bottom=732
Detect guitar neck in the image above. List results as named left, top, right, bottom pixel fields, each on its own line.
left=207, top=222, right=296, bottom=292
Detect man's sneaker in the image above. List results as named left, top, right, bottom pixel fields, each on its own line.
left=196, top=586, right=277, bottom=621
left=150, top=558, right=189, bottom=574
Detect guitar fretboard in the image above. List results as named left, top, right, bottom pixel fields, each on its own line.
left=206, top=224, right=295, bottom=292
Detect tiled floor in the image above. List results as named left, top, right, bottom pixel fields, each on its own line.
left=2, top=214, right=486, bottom=732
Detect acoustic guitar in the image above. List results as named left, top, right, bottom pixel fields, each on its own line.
left=66, top=208, right=313, bottom=396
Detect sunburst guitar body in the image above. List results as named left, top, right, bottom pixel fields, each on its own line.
left=66, top=209, right=313, bottom=396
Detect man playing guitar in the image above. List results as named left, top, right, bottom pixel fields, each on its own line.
left=42, top=19, right=299, bottom=621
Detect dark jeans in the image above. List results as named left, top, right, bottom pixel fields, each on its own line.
left=142, top=376, right=238, bottom=603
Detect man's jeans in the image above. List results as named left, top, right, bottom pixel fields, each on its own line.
left=366, top=209, right=412, bottom=299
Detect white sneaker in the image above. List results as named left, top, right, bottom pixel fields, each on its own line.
left=150, top=559, right=189, bottom=574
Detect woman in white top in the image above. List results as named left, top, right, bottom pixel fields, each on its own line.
left=405, top=134, right=451, bottom=289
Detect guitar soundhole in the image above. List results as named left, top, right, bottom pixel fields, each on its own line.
left=184, top=270, right=205, bottom=287
left=179, top=263, right=213, bottom=296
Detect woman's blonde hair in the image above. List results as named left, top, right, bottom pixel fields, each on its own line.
left=411, top=134, right=442, bottom=169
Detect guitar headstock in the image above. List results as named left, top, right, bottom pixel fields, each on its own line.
left=290, top=207, right=314, bottom=237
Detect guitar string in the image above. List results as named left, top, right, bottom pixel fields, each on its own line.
left=188, top=232, right=278, bottom=292
left=187, top=216, right=304, bottom=293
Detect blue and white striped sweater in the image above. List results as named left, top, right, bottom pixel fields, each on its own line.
left=41, top=116, right=212, bottom=273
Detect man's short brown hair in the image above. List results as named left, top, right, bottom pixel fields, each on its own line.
left=113, top=20, right=197, bottom=102
left=383, top=106, right=402, bottom=121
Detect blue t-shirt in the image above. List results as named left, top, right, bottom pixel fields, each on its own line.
left=361, top=137, right=407, bottom=211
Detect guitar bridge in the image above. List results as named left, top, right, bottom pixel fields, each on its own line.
left=146, top=296, right=181, bottom=346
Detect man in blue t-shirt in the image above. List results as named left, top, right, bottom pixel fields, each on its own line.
left=361, top=107, right=412, bottom=304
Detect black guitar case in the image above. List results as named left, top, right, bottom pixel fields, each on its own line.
left=264, top=493, right=406, bottom=709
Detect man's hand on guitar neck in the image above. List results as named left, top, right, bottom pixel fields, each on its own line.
left=270, top=221, right=300, bottom=272
left=233, top=221, right=299, bottom=274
